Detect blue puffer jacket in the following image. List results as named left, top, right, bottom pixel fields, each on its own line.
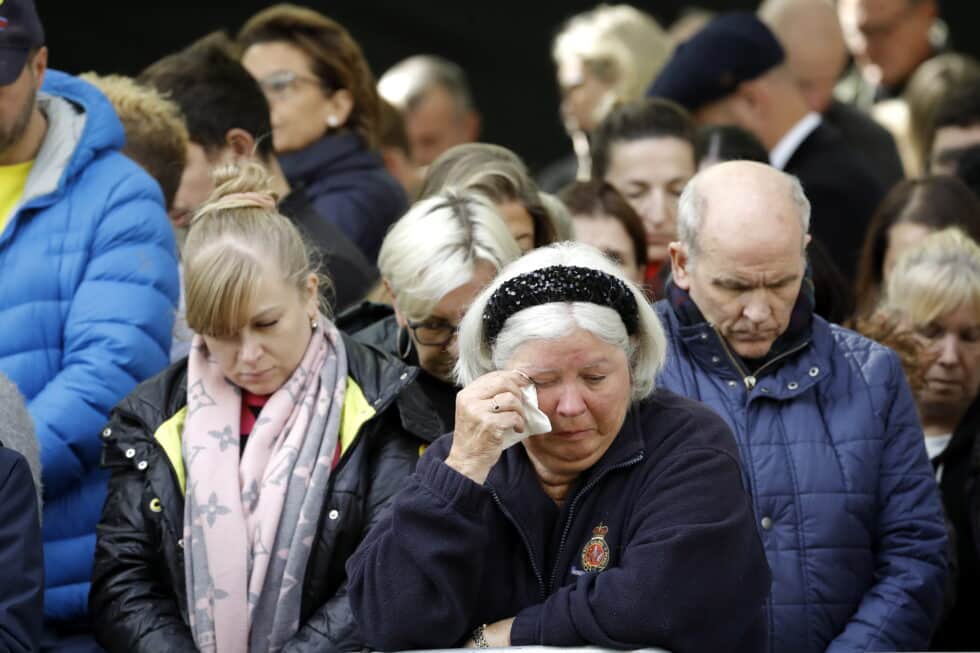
left=654, top=302, right=948, bottom=653
left=0, top=70, right=179, bottom=623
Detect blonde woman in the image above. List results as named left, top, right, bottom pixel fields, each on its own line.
left=878, top=227, right=980, bottom=650
left=90, top=163, right=431, bottom=653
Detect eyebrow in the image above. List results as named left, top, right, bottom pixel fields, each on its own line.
left=713, top=274, right=799, bottom=288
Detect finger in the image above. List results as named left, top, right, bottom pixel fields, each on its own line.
left=488, top=393, right=527, bottom=421
left=469, top=372, right=529, bottom=403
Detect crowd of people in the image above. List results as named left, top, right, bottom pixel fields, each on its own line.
left=0, top=0, right=978, bottom=651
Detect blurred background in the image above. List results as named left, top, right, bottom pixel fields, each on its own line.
left=40, top=1, right=977, bottom=174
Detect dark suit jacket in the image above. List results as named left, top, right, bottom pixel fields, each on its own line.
left=824, top=100, right=905, bottom=192
left=785, top=121, right=885, bottom=283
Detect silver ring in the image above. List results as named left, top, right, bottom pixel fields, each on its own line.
left=491, top=401, right=500, bottom=412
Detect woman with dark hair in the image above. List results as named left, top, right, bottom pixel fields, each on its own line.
left=855, top=176, right=980, bottom=315
left=239, top=4, right=406, bottom=263
left=419, top=143, right=557, bottom=253
left=560, top=180, right=647, bottom=285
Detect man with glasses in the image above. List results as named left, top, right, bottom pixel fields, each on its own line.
left=836, top=0, right=943, bottom=110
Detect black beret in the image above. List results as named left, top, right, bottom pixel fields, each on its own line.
left=647, top=12, right=785, bottom=112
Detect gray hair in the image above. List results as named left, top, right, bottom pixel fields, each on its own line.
left=455, top=241, right=667, bottom=401
left=677, top=167, right=811, bottom=258
left=378, top=54, right=475, bottom=114
left=378, top=189, right=521, bottom=322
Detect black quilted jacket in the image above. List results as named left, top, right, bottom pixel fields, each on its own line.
left=89, top=334, right=438, bottom=652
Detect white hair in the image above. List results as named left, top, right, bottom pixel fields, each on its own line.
left=677, top=166, right=811, bottom=258
left=553, top=4, right=673, bottom=104
left=378, top=189, right=522, bottom=322
left=455, top=241, right=666, bottom=401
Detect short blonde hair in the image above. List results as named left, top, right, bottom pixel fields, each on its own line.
left=378, top=189, right=520, bottom=322
left=80, top=72, right=189, bottom=209
left=183, top=162, right=323, bottom=337
left=881, top=228, right=980, bottom=325
left=552, top=4, right=673, bottom=105
left=456, top=241, right=667, bottom=401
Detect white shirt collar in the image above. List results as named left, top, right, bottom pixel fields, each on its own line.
left=769, top=112, right=822, bottom=170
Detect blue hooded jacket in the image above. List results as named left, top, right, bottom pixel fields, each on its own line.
left=654, top=300, right=948, bottom=653
left=0, top=70, right=179, bottom=623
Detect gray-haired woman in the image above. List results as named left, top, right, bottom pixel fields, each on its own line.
left=347, top=241, right=770, bottom=652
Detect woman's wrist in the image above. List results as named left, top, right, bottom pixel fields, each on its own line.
left=444, top=451, right=492, bottom=485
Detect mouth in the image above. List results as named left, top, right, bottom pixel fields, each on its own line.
left=239, top=369, right=273, bottom=382
left=548, top=429, right=593, bottom=441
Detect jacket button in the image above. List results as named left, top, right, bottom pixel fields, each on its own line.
left=125, top=448, right=136, bottom=458
left=711, top=356, right=721, bottom=364
left=760, top=387, right=769, bottom=394
left=787, top=381, right=799, bottom=390
left=101, top=427, right=112, bottom=439
left=727, top=380, right=737, bottom=388
left=328, top=509, right=340, bottom=520
left=177, top=538, right=184, bottom=549
left=761, top=516, right=773, bottom=530
left=809, top=366, right=820, bottom=377
left=149, top=498, right=162, bottom=513
left=137, top=461, right=148, bottom=471
left=700, top=333, right=709, bottom=340
left=399, top=372, right=408, bottom=381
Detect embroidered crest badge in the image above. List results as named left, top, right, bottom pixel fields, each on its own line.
left=581, top=523, right=610, bottom=572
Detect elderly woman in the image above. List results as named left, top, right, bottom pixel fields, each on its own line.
left=238, top=4, right=406, bottom=263
left=876, top=228, right=980, bottom=650
left=347, top=242, right=771, bottom=651
left=89, top=164, right=430, bottom=653
left=341, top=190, right=521, bottom=434
left=419, top=143, right=558, bottom=253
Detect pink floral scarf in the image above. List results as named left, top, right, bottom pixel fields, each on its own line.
left=182, top=319, right=347, bottom=653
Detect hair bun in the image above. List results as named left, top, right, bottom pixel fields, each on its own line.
left=192, top=162, right=280, bottom=224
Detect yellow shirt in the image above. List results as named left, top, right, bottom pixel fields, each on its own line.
left=0, top=159, right=35, bottom=235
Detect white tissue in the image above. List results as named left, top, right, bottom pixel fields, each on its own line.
left=500, top=384, right=552, bottom=449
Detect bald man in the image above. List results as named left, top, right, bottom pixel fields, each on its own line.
left=761, top=0, right=904, bottom=188
left=655, top=160, right=947, bottom=653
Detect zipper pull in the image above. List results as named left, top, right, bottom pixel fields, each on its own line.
left=744, top=375, right=757, bottom=390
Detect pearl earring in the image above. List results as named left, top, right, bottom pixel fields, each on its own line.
left=310, top=317, right=319, bottom=331
left=326, top=115, right=339, bottom=128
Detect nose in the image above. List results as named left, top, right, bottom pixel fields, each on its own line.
left=935, top=334, right=961, bottom=367
left=555, top=383, right=587, bottom=418
left=239, top=333, right=263, bottom=365
left=743, top=292, right=773, bottom=324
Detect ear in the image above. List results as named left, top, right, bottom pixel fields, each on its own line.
left=326, top=89, right=354, bottom=127
left=304, top=273, right=320, bottom=317
left=30, top=47, right=48, bottom=88
left=668, top=241, right=693, bottom=290
left=463, top=110, right=481, bottom=141
left=384, top=279, right=408, bottom=328
left=225, top=128, right=257, bottom=160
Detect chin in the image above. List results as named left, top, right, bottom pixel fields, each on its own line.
left=731, top=340, right=775, bottom=360
left=646, top=246, right=670, bottom=266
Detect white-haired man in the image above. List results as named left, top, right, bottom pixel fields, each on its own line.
left=655, top=160, right=948, bottom=653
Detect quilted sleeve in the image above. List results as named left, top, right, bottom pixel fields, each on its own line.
left=30, top=166, right=179, bottom=499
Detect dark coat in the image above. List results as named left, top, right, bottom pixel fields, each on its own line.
left=279, top=132, right=407, bottom=264
left=347, top=389, right=771, bottom=653
left=930, top=398, right=980, bottom=650
left=823, top=100, right=905, bottom=192
left=785, top=121, right=885, bottom=283
left=89, top=336, right=436, bottom=653
left=0, top=446, right=43, bottom=653
left=655, top=302, right=949, bottom=653
left=278, top=190, right=380, bottom=314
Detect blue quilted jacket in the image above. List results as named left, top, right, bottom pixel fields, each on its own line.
left=0, top=70, right=179, bottom=623
left=654, top=301, right=948, bottom=653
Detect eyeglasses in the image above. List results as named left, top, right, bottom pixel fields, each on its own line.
left=406, top=319, right=460, bottom=347
left=257, top=70, right=325, bottom=100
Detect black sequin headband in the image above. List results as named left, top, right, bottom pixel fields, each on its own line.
left=482, top=265, right=639, bottom=343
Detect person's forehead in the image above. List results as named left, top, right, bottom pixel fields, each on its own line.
left=574, top=216, right=632, bottom=249
left=608, top=137, right=694, bottom=179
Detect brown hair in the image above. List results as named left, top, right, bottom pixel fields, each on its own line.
left=80, top=73, right=188, bottom=210
left=418, top=143, right=557, bottom=247
left=559, top=180, right=647, bottom=270
left=237, top=4, right=381, bottom=149
left=183, top=162, right=327, bottom=337
left=855, top=176, right=980, bottom=315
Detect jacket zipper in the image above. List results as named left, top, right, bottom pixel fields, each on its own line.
left=547, top=453, right=644, bottom=593
left=488, top=488, right=547, bottom=601
left=712, top=327, right=811, bottom=392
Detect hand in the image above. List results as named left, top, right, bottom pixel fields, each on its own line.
left=463, top=617, right=515, bottom=648
left=446, top=370, right=531, bottom=484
